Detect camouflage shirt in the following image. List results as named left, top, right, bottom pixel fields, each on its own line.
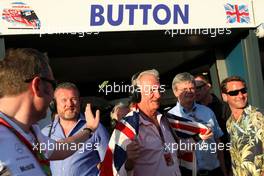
left=227, top=105, right=264, bottom=176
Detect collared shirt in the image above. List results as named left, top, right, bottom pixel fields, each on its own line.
left=119, top=112, right=181, bottom=176
left=42, top=114, right=109, bottom=176
left=0, top=112, right=55, bottom=176
left=168, top=102, right=223, bottom=171
left=226, top=105, right=264, bottom=176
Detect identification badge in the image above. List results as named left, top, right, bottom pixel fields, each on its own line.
left=163, top=151, right=174, bottom=166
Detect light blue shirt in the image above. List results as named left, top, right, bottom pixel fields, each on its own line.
left=168, top=102, right=223, bottom=170
left=42, top=114, right=109, bottom=176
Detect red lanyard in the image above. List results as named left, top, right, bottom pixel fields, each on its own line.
left=0, top=117, right=51, bottom=175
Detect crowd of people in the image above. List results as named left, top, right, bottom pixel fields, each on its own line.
left=0, top=48, right=263, bottom=176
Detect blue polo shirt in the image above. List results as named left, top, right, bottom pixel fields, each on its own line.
left=168, top=102, right=223, bottom=171
left=41, top=114, right=109, bottom=176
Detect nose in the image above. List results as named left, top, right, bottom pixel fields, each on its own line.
left=186, top=88, right=195, bottom=94
left=154, top=90, right=161, bottom=99
left=66, top=99, right=74, bottom=107
left=237, top=91, right=244, bottom=97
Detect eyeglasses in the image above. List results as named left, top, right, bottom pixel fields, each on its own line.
left=226, top=87, right=247, bottom=96
left=25, top=77, right=57, bottom=90
left=196, top=83, right=206, bottom=90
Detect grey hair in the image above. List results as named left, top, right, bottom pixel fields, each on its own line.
left=132, top=69, right=160, bottom=86
left=172, top=72, right=195, bottom=90
left=54, top=82, right=80, bottom=97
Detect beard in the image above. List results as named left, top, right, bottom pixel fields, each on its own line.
left=60, top=109, right=79, bottom=120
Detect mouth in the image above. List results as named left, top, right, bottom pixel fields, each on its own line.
left=152, top=100, right=160, bottom=105
left=185, top=94, right=195, bottom=98
left=65, top=108, right=76, bottom=113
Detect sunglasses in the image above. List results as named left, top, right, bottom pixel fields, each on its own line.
left=25, top=77, right=57, bottom=90
left=226, top=87, right=247, bottom=96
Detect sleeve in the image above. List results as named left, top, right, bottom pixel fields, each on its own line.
left=32, top=125, right=56, bottom=159
left=41, top=125, right=51, bottom=137
left=254, top=111, right=264, bottom=173
left=94, top=123, right=110, bottom=161
left=210, top=111, right=224, bottom=139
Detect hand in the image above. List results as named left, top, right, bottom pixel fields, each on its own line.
left=125, top=139, right=140, bottom=170
left=199, top=128, right=213, bottom=140
left=84, top=103, right=100, bottom=132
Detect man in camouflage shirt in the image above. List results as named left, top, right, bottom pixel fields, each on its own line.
left=221, top=76, right=264, bottom=176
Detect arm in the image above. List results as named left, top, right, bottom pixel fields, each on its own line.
left=49, top=104, right=100, bottom=160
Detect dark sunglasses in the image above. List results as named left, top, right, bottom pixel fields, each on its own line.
left=226, top=87, right=247, bottom=96
left=25, top=77, right=57, bottom=90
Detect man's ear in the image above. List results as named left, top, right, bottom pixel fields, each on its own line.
left=172, top=88, right=179, bottom=98
left=31, top=77, right=42, bottom=97
left=222, top=93, right=228, bottom=102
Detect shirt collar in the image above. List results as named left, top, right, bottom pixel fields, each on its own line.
left=0, top=112, right=27, bottom=135
left=139, top=111, right=162, bottom=126
left=52, top=113, right=86, bottom=136
left=230, top=105, right=251, bottom=123
left=177, top=101, right=197, bottom=114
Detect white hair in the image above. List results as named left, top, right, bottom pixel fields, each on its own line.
left=132, top=69, right=160, bottom=86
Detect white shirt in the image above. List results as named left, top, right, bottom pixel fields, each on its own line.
left=118, top=113, right=181, bottom=176
left=0, top=112, right=55, bottom=176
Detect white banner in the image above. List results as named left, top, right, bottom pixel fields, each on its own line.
left=253, top=0, right=264, bottom=26
left=0, top=0, right=256, bottom=35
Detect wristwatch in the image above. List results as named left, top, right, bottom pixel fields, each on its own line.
left=82, top=127, right=93, bottom=134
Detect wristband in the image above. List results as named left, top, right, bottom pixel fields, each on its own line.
left=82, top=127, right=93, bottom=134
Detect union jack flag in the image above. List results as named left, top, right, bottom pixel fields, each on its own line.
left=165, top=113, right=208, bottom=176
left=100, top=109, right=208, bottom=176
left=224, top=4, right=250, bottom=24
left=100, top=109, right=140, bottom=176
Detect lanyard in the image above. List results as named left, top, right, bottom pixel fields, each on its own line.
left=0, top=116, right=51, bottom=176
left=139, top=110, right=166, bottom=145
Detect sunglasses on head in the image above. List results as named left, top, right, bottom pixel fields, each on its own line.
left=25, top=76, right=57, bottom=90
left=226, top=87, right=247, bottom=96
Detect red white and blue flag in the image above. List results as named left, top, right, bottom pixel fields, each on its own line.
left=100, top=109, right=140, bottom=176
left=100, top=110, right=208, bottom=176
left=224, top=3, right=250, bottom=24
left=165, top=113, right=208, bottom=176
